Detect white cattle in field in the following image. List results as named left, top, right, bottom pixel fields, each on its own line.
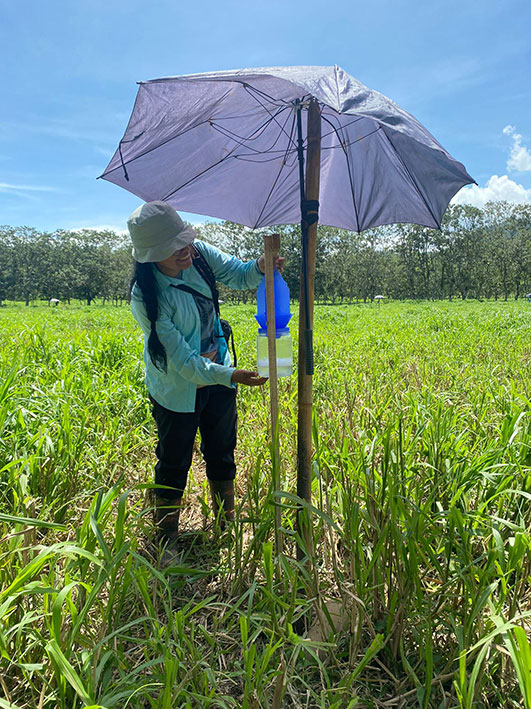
left=49, top=298, right=60, bottom=307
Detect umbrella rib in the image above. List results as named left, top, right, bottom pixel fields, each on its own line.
left=209, top=106, right=290, bottom=148
left=321, top=113, right=440, bottom=230
left=334, top=65, right=342, bottom=112
left=162, top=110, right=298, bottom=201
left=146, top=75, right=311, bottom=112
left=155, top=77, right=296, bottom=108
left=111, top=114, right=370, bottom=181
left=319, top=112, right=366, bottom=137
left=320, top=112, right=382, bottom=148
left=104, top=84, right=319, bottom=184
left=210, top=107, right=293, bottom=156
left=221, top=109, right=300, bottom=167
left=161, top=152, right=238, bottom=200
left=252, top=110, right=299, bottom=229
left=231, top=134, right=382, bottom=165
left=165, top=89, right=301, bottom=208
left=101, top=118, right=218, bottom=178
left=243, top=85, right=313, bottom=149
left=243, top=82, right=302, bottom=108
left=383, top=132, right=441, bottom=228
left=103, top=108, right=288, bottom=181
left=321, top=114, right=361, bottom=232
left=103, top=95, right=296, bottom=180
left=233, top=150, right=298, bottom=166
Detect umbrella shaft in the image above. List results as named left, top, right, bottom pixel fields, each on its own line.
left=296, top=104, right=314, bottom=375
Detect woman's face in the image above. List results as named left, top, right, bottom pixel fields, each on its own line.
left=155, top=243, right=194, bottom=277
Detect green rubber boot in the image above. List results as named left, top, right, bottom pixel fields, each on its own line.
left=209, top=480, right=235, bottom=529
left=154, top=497, right=183, bottom=565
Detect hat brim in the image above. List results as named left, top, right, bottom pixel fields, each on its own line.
left=132, top=225, right=196, bottom=263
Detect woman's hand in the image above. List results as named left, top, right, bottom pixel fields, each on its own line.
left=231, top=369, right=268, bottom=386
left=257, top=254, right=286, bottom=274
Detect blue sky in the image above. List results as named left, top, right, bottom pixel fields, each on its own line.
left=1, top=0, right=530, bottom=233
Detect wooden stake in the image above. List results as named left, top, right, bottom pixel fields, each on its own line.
left=296, top=99, right=321, bottom=558
left=263, top=232, right=282, bottom=552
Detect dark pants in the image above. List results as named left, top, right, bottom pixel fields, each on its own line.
left=149, top=385, right=237, bottom=500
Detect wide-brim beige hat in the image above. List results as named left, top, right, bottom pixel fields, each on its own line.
left=127, top=201, right=196, bottom=263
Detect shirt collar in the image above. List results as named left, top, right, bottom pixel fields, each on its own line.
left=151, top=261, right=212, bottom=299
left=151, top=262, right=185, bottom=289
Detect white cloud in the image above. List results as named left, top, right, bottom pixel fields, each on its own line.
left=503, top=125, right=531, bottom=172
left=452, top=174, right=531, bottom=208
left=0, top=182, right=58, bottom=193
left=453, top=127, right=531, bottom=208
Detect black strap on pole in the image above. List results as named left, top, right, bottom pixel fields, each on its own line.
left=296, top=103, right=318, bottom=376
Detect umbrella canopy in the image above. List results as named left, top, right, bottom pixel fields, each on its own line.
left=100, top=65, right=474, bottom=232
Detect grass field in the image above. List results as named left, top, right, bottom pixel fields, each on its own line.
left=1, top=300, right=530, bottom=708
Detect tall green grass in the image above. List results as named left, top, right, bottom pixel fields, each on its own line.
left=1, top=300, right=530, bottom=707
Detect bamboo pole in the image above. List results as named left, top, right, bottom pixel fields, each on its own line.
left=296, top=99, right=321, bottom=558
left=263, top=232, right=282, bottom=552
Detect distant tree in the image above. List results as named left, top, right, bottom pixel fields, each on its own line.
left=395, top=223, right=422, bottom=299
left=382, top=249, right=406, bottom=300
left=443, top=204, right=485, bottom=300
left=0, top=201, right=528, bottom=305
left=0, top=227, right=15, bottom=306
left=510, top=203, right=531, bottom=300
left=358, top=228, right=389, bottom=302
left=483, top=202, right=517, bottom=301
left=8, top=227, right=49, bottom=305
left=104, top=246, right=133, bottom=304
left=312, top=227, right=347, bottom=303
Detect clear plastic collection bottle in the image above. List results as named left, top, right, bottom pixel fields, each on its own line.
left=257, top=327, right=293, bottom=377
left=255, top=270, right=293, bottom=378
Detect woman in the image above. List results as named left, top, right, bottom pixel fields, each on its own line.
left=128, top=201, right=283, bottom=549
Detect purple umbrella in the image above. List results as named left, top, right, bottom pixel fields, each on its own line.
left=100, top=65, right=474, bottom=513
left=101, top=65, right=473, bottom=231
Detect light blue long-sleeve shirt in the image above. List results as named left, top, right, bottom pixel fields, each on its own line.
left=131, top=240, right=263, bottom=412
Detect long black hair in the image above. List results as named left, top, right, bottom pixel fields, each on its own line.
left=130, top=263, right=167, bottom=372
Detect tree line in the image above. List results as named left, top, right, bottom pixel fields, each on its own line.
left=0, top=201, right=530, bottom=307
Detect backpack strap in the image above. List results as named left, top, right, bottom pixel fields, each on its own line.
left=192, top=244, right=220, bottom=316
left=186, top=244, right=238, bottom=367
